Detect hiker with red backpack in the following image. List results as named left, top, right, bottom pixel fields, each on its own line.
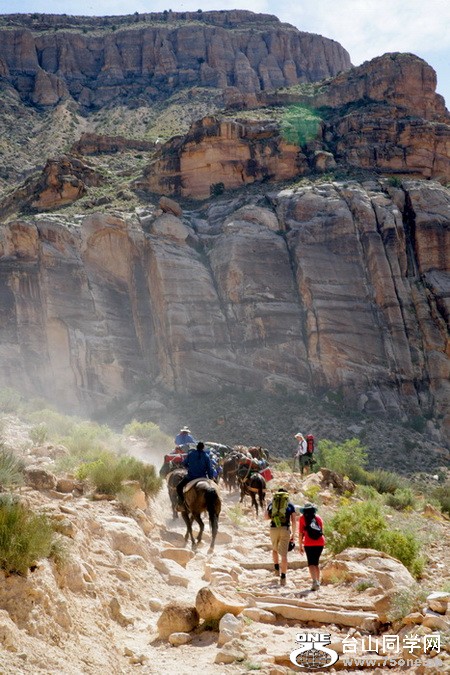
left=298, top=502, right=325, bottom=591
left=293, top=432, right=315, bottom=476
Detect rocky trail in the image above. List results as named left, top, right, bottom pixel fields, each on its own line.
left=0, top=420, right=449, bottom=674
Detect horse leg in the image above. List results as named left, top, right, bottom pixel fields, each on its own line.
left=251, top=492, right=258, bottom=517
left=192, top=513, right=204, bottom=546
left=181, top=510, right=196, bottom=548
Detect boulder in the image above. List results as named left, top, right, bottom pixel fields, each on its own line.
left=24, top=467, right=57, bottom=491
left=56, top=478, right=84, bottom=494
left=159, top=196, right=183, bottom=217
left=154, top=558, right=189, bottom=587
left=322, top=549, right=415, bottom=590
left=195, top=586, right=248, bottom=621
left=120, top=481, right=147, bottom=510
left=161, top=548, right=195, bottom=568
left=217, top=612, right=245, bottom=646
left=157, top=603, right=199, bottom=639
left=168, top=632, right=192, bottom=646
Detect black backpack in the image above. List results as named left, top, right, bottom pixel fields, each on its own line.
left=306, top=516, right=323, bottom=540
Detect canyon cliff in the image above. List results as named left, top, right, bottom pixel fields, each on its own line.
left=0, top=12, right=448, bottom=448
left=0, top=11, right=350, bottom=108
left=0, top=180, right=448, bottom=441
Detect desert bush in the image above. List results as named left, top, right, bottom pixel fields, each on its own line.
left=303, top=484, right=321, bottom=503
left=116, top=456, right=162, bottom=497
left=280, top=105, right=322, bottom=147
left=76, top=452, right=161, bottom=498
left=122, top=420, right=172, bottom=448
left=326, top=500, right=423, bottom=576
left=0, top=445, right=25, bottom=488
left=0, top=388, right=22, bottom=413
left=27, top=408, right=77, bottom=438
left=387, top=584, right=428, bottom=622
left=227, top=504, right=245, bottom=526
left=350, top=466, right=407, bottom=495
left=0, top=495, right=54, bottom=575
left=29, top=423, right=48, bottom=446
left=430, top=483, right=450, bottom=516
left=385, top=487, right=416, bottom=511
left=317, top=438, right=367, bottom=477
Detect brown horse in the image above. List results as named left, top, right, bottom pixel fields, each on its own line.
left=166, top=467, right=187, bottom=519
left=181, top=479, right=221, bottom=553
left=221, top=453, right=241, bottom=491
left=239, top=472, right=266, bottom=516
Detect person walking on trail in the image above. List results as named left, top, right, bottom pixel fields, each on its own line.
left=175, top=426, right=196, bottom=448
left=265, top=487, right=296, bottom=587
left=176, top=441, right=214, bottom=507
left=293, top=432, right=308, bottom=474
left=298, top=502, right=325, bottom=591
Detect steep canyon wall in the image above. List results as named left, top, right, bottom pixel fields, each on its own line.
left=0, top=181, right=448, bottom=438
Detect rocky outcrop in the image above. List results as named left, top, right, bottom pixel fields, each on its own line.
left=71, top=133, right=155, bottom=156
left=144, top=54, right=450, bottom=198
left=0, top=11, right=351, bottom=108
left=0, top=155, right=102, bottom=216
left=0, top=179, right=448, bottom=441
left=144, top=117, right=307, bottom=199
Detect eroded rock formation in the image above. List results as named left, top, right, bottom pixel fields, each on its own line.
left=0, top=180, right=448, bottom=440
left=0, top=11, right=351, bottom=108
left=144, top=54, right=450, bottom=199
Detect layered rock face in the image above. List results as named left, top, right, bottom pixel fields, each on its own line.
left=0, top=181, right=448, bottom=439
left=145, top=54, right=450, bottom=198
left=0, top=11, right=351, bottom=108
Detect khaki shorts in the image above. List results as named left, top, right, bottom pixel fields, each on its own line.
left=270, top=527, right=291, bottom=556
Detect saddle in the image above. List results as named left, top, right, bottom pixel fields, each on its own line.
left=183, top=477, right=216, bottom=495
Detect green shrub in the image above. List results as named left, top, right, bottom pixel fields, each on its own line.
left=0, top=445, right=25, bottom=488
left=0, top=388, right=22, bottom=413
left=122, top=420, right=172, bottom=449
left=280, top=105, right=322, bottom=147
left=76, top=452, right=161, bottom=498
left=0, top=495, right=54, bottom=575
left=430, top=483, right=450, bottom=516
left=326, top=500, right=386, bottom=552
left=387, top=585, right=428, bottom=622
left=116, top=456, right=162, bottom=497
left=385, top=487, right=416, bottom=511
left=326, top=500, right=423, bottom=576
left=317, top=438, right=367, bottom=477
left=27, top=409, right=77, bottom=438
left=351, top=467, right=407, bottom=495
left=29, top=423, right=48, bottom=446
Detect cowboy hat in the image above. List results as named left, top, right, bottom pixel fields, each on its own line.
left=294, top=432, right=304, bottom=439
left=180, top=426, right=191, bottom=433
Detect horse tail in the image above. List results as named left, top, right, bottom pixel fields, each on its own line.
left=205, top=486, right=220, bottom=546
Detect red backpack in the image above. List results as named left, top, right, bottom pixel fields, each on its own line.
left=306, top=435, right=315, bottom=454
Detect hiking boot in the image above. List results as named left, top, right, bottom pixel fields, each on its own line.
left=311, top=580, right=320, bottom=591
left=280, top=574, right=286, bottom=587
left=273, top=565, right=280, bottom=576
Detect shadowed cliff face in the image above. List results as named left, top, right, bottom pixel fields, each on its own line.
left=0, top=11, right=351, bottom=108
left=0, top=180, right=448, bottom=440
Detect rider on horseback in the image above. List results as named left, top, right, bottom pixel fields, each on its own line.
left=176, top=441, right=214, bottom=508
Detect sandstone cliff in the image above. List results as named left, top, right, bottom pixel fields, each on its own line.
left=0, top=11, right=351, bottom=108
left=0, top=179, right=448, bottom=441
left=144, top=54, right=450, bottom=199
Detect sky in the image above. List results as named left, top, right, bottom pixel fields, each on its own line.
left=3, top=0, right=450, bottom=107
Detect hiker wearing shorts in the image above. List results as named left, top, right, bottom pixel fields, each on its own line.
left=298, top=502, right=325, bottom=591
left=265, top=487, right=296, bottom=587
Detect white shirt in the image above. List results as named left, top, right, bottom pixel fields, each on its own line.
left=295, top=439, right=307, bottom=456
